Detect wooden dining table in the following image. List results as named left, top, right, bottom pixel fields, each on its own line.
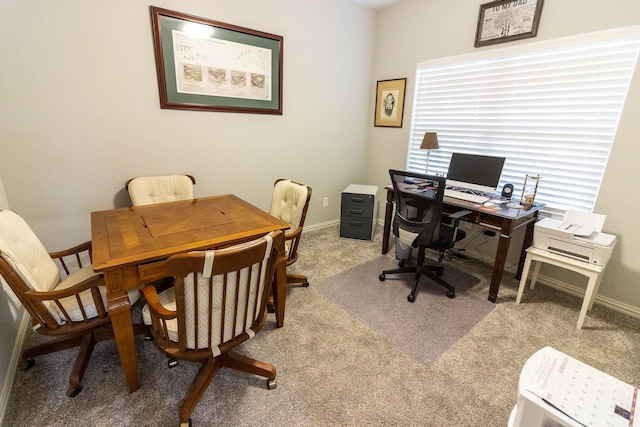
left=91, top=194, right=290, bottom=393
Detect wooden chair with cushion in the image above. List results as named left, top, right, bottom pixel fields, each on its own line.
left=0, top=209, right=146, bottom=397
left=125, top=174, right=196, bottom=206
left=140, top=230, right=284, bottom=427
left=125, top=174, right=196, bottom=293
left=268, top=178, right=312, bottom=287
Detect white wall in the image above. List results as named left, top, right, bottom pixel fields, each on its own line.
left=0, top=0, right=375, bottom=418
left=366, top=0, right=640, bottom=310
left=0, top=0, right=375, bottom=250
left=0, top=176, right=25, bottom=421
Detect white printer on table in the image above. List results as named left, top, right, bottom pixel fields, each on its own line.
left=533, top=210, right=616, bottom=265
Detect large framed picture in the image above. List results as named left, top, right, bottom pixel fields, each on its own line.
left=374, top=78, right=406, bottom=128
left=150, top=7, right=283, bottom=114
left=475, top=0, right=544, bottom=47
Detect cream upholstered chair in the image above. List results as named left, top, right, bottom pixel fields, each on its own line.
left=140, top=230, right=283, bottom=427
left=125, top=174, right=196, bottom=206
left=125, top=174, right=196, bottom=292
left=0, top=210, right=146, bottom=397
left=268, top=179, right=312, bottom=287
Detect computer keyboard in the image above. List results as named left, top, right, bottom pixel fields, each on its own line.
left=444, top=189, right=490, bottom=204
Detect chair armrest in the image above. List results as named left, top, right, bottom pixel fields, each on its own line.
left=443, top=210, right=473, bottom=245
left=140, top=285, right=176, bottom=318
left=24, top=274, right=108, bottom=323
left=49, top=241, right=93, bottom=274
left=49, top=241, right=92, bottom=259
left=25, top=274, right=104, bottom=301
left=285, top=226, right=302, bottom=241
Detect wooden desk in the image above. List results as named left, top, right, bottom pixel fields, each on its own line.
left=91, top=194, right=289, bottom=392
left=382, top=186, right=543, bottom=303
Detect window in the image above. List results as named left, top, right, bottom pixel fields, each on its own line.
left=407, top=27, right=640, bottom=214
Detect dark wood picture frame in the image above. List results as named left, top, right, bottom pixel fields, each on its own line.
left=150, top=6, right=283, bottom=114
left=475, top=0, right=544, bottom=48
left=374, top=78, right=407, bottom=128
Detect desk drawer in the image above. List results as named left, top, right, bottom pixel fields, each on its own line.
left=340, top=216, right=374, bottom=241
left=341, top=194, right=374, bottom=218
left=341, top=205, right=373, bottom=219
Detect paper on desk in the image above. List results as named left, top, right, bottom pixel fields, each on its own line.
left=526, top=347, right=638, bottom=427
left=563, top=210, right=607, bottom=236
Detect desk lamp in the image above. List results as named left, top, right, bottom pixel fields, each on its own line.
left=420, top=132, right=439, bottom=173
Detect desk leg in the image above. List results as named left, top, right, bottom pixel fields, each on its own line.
left=104, top=270, right=139, bottom=393
left=382, top=189, right=393, bottom=254
left=489, top=233, right=511, bottom=303
left=274, top=250, right=288, bottom=328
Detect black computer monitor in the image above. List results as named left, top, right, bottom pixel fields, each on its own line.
left=445, top=153, right=505, bottom=193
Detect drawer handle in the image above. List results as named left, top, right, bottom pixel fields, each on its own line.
left=349, top=220, right=363, bottom=226
left=350, top=209, right=363, bottom=215
left=350, top=197, right=365, bottom=203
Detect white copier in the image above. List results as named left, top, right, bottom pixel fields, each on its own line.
left=533, top=210, right=616, bottom=266
left=509, top=347, right=638, bottom=427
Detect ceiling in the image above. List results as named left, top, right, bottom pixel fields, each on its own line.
left=349, top=0, right=405, bottom=10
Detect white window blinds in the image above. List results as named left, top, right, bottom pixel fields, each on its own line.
left=407, top=27, right=640, bottom=214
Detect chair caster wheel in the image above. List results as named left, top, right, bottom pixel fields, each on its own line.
left=398, top=261, right=405, bottom=268
left=168, top=359, right=178, bottom=368
left=407, top=293, right=416, bottom=303
left=378, top=274, right=385, bottom=281
left=446, top=290, right=455, bottom=299
left=267, top=378, right=277, bottom=390
left=67, top=385, right=82, bottom=397
left=301, top=282, right=310, bottom=287
left=267, top=305, right=276, bottom=313
left=19, top=359, right=35, bottom=371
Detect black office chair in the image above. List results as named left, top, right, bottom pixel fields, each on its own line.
left=379, top=169, right=470, bottom=302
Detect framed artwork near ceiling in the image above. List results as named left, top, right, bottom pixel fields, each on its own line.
left=374, top=78, right=406, bottom=128
left=475, top=0, right=544, bottom=47
left=150, top=6, right=283, bottom=114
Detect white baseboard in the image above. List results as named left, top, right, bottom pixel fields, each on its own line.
left=371, top=218, right=640, bottom=320
left=302, top=219, right=340, bottom=232
left=0, top=312, right=30, bottom=425
left=521, top=272, right=640, bottom=319
left=457, top=248, right=640, bottom=320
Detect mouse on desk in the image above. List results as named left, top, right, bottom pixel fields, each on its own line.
left=483, top=201, right=496, bottom=207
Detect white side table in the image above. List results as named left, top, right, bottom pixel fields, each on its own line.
left=516, top=247, right=610, bottom=329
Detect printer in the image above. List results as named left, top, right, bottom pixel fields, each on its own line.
left=533, top=210, right=616, bottom=266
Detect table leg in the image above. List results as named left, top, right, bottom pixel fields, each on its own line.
left=382, top=189, right=393, bottom=254
left=488, top=232, right=511, bottom=303
left=104, top=269, right=139, bottom=393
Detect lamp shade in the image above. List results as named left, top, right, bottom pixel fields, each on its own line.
left=420, top=132, right=439, bottom=150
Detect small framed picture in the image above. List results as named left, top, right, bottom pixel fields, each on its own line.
left=374, top=78, right=407, bottom=128
left=475, top=0, right=544, bottom=47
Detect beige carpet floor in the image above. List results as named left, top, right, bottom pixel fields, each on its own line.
left=315, top=255, right=494, bottom=364
left=3, top=224, right=640, bottom=426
